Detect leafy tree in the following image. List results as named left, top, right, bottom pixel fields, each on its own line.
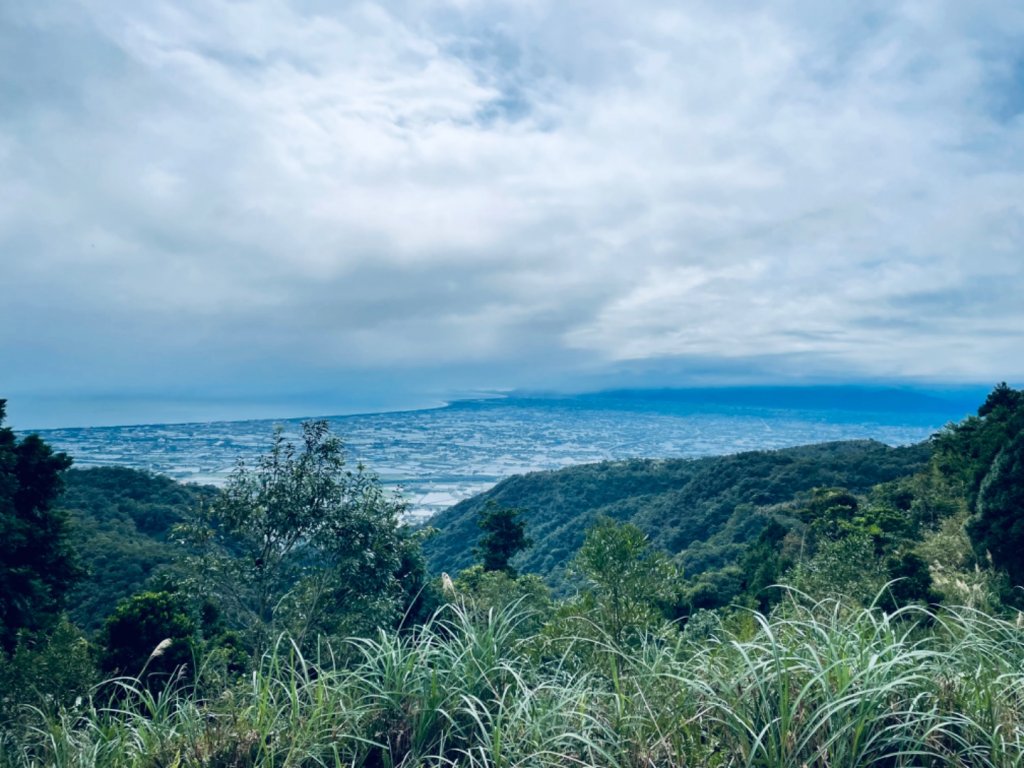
left=475, top=502, right=532, bottom=576
left=735, top=519, right=799, bottom=612
left=683, top=565, right=744, bottom=613
left=979, top=381, right=1023, bottom=417
left=789, top=534, right=887, bottom=605
left=393, top=532, right=442, bottom=630
left=877, top=550, right=940, bottom=612
left=799, top=487, right=862, bottom=543
left=56, top=466, right=218, bottom=632
left=451, top=564, right=553, bottom=634
left=0, top=618, right=96, bottom=726
left=179, top=420, right=415, bottom=651
left=932, top=383, right=1024, bottom=507
left=100, top=590, right=196, bottom=681
left=0, top=400, right=76, bottom=651
left=968, top=429, right=1024, bottom=588
left=568, top=516, right=680, bottom=645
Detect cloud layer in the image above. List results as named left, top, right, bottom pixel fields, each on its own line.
left=2, top=0, right=1023, bottom=424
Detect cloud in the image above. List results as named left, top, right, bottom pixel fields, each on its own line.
left=2, top=0, right=1023, bottom=424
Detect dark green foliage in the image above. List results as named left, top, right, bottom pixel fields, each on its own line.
left=969, top=429, right=1024, bottom=586
left=425, top=440, right=931, bottom=585
left=932, top=382, right=1024, bottom=506
left=474, top=502, right=532, bottom=576
left=733, top=519, right=798, bottom=612
left=979, top=381, right=1023, bottom=417
left=799, top=487, right=861, bottom=542
left=682, top=565, right=744, bottom=613
left=878, top=550, right=940, bottom=612
left=100, top=589, right=196, bottom=681
left=0, top=400, right=76, bottom=652
left=393, top=531, right=442, bottom=629
left=688, top=475, right=947, bottom=614
left=921, top=382, right=1024, bottom=589
left=0, top=618, right=96, bottom=726
left=450, top=564, right=553, bottom=634
left=57, top=466, right=217, bottom=632
left=178, top=420, right=416, bottom=651
left=565, top=516, right=681, bottom=645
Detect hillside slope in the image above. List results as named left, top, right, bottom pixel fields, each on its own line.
left=423, top=439, right=931, bottom=582
left=59, top=467, right=218, bottom=631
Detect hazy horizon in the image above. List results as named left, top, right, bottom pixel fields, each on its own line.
left=7, top=382, right=993, bottom=431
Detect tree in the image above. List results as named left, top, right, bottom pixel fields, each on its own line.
left=0, top=400, right=76, bottom=651
left=735, top=519, right=797, bottom=612
left=968, top=429, right=1024, bottom=588
left=179, top=420, right=415, bottom=652
left=0, top=618, right=96, bottom=725
left=569, top=516, right=680, bottom=645
left=979, top=381, right=1023, bottom=418
left=932, top=383, right=1024, bottom=506
left=475, top=502, right=532, bottom=576
left=451, top=564, right=553, bottom=635
left=100, top=590, right=196, bottom=682
left=799, top=487, right=862, bottom=544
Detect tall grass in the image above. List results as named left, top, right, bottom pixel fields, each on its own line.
left=4, top=596, right=1024, bottom=767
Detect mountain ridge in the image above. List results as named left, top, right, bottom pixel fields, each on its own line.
left=423, top=438, right=932, bottom=584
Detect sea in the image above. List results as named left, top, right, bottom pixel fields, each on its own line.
left=30, top=388, right=980, bottom=521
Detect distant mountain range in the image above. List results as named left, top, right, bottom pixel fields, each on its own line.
left=521, top=385, right=986, bottom=415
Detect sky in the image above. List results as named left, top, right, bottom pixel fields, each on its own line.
left=2, top=0, right=1023, bottom=428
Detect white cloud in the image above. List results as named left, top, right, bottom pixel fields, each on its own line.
left=1, top=0, right=1023, bottom=411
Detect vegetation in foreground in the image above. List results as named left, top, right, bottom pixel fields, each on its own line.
left=5, top=596, right=1024, bottom=767
left=1, top=383, right=1023, bottom=765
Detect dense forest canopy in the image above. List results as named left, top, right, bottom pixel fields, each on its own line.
left=58, top=466, right=217, bottom=631
left=0, top=400, right=75, bottom=652
left=424, top=439, right=931, bottom=585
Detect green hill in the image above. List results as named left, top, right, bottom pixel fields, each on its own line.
left=423, top=439, right=931, bottom=583
left=58, top=467, right=218, bottom=631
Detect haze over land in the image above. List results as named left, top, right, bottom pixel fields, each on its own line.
left=2, top=1, right=1023, bottom=428
left=31, top=388, right=977, bottom=518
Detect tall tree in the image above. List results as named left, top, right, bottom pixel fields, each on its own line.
left=968, top=429, right=1024, bottom=587
left=932, top=383, right=1024, bottom=505
left=475, top=502, right=532, bottom=576
left=0, top=400, right=76, bottom=651
left=100, top=589, right=196, bottom=681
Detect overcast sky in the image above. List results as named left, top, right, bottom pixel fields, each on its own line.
left=2, top=0, right=1023, bottom=427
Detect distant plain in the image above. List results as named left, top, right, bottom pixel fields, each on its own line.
left=31, top=388, right=981, bottom=520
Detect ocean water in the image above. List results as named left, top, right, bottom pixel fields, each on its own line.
left=30, top=390, right=976, bottom=521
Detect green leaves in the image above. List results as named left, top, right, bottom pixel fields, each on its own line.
left=568, top=516, right=681, bottom=645
left=0, top=399, right=76, bottom=651
left=475, top=502, right=532, bottom=576
left=177, top=420, right=414, bottom=652
left=99, top=590, right=196, bottom=681
left=969, top=428, right=1024, bottom=590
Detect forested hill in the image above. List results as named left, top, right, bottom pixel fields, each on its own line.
left=58, top=467, right=218, bottom=631
left=423, top=439, right=931, bottom=583
left=58, top=438, right=931, bottom=625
